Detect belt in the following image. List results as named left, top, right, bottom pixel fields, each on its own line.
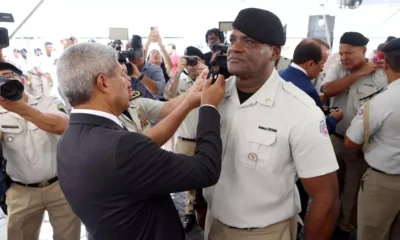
left=333, top=133, right=344, bottom=140
left=369, top=166, right=400, bottom=175
left=178, top=137, right=196, bottom=143
left=226, top=225, right=258, bottom=231
left=13, top=176, right=58, bottom=188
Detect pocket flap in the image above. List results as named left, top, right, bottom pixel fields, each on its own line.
left=245, top=128, right=277, bottom=146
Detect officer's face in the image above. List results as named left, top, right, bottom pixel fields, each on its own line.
left=228, top=29, right=279, bottom=78
left=339, top=44, right=366, bottom=71
left=120, top=63, right=133, bottom=99
left=309, top=46, right=329, bottom=79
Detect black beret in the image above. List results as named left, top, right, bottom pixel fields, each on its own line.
left=184, top=46, right=204, bottom=60
left=386, top=36, right=396, bottom=43
left=232, top=8, right=285, bottom=46
left=0, top=62, right=23, bottom=76
left=382, top=38, right=400, bottom=53
left=377, top=43, right=386, bottom=51
left=44, top=41, right=53, bottom=46
left=13, top=49, right=20, bottom=53
left=34, top=48, right=42, bottom=52
left=340, top=32, right=369, bottom=46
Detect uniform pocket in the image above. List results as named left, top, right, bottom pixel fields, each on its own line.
left=242, top=129, right=277, bottom=168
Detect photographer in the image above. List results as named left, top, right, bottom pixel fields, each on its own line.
left=126, top=35, right=166, bottom=100
left=163, top=46, right=207, bottom=100
left=204, top=28, right=225, bottom=68
left=0, top=62, right=81, bottom=239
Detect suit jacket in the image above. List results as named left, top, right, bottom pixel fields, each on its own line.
left=57, top=106, right=222, bottom=240
left=279, top=66, right=337, bottom=135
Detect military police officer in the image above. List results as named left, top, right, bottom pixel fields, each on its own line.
left=321, top=31, right=389, bottom=238
left=0, top=62, right=81, bottom=239
left=345, top=38, right=400, bottom=240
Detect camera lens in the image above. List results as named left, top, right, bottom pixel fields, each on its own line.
left=0, top=79, right=24, bottom=101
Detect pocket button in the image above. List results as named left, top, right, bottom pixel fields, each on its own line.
left=248, top=153, right=258, bottom=161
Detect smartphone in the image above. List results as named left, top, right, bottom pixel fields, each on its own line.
left=0, top=28, right=9, bottom=49
left=125, top=63, right=133, bottom=76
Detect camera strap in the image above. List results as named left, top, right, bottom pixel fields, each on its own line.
left=362, top=101, right=370, bottom=152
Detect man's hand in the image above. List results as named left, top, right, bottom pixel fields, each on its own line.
left=0, top=130, right=3, bottom=140
left=329, top=108, right=343, bottom=122
left=0, top=96, right=29, bottom=115
left=194, top=68, right=209, bottom=87
left=357, top=62, right=377, bottom=76
left=128, top=63, right=141, bottom=78
left=177, top=57, right=187, bottom=72
left=210, top=51, right=220, bottom=64
left=201, top=74, right=225, bottom=108
left=374, top=59, right=385, bottom=68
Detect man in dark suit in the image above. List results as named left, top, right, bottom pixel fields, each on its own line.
left=56, top=43, right=226, bottom=240
left=279, top=38, right=343, bottom=135
left=279, top=38, right=343, bottom=235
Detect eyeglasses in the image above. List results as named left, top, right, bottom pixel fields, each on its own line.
left=0, top=72, right=19, bottom=79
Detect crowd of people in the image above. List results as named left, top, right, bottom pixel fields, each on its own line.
left=0, top=6, right=399, bottom=240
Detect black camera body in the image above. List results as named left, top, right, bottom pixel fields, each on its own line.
left=110, top=39, right=123, bottom=52
left=0, top=77, right=24, bottom=101
left=185, top=56, right=198, bottom=67
left=211, top=44, right=228, bottom=69
left=121, top=35, right=144, bottom=61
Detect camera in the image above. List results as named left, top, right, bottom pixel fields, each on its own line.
left=109, top=39, right=123, bottom=52
left=0, top=77, right=24, bottom=101
left=323, top=107, right=339, bottom=115
left=208, top=43, right=230, bottom=82
left=185, top=56, right=198, bottom=67
left=121, top=35, right=144, bottom=61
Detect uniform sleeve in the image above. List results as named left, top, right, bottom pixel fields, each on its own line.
left=346, top=99, right=390, bottom=144
left=138, top=98, right=164, bottom=121
left=321, top=63, right=341, bottom=88
left=150, top=66, right=166, bottom=97
left=290, top=107, right=339, bottom=178
left=46, top=97, right=69, bottom=116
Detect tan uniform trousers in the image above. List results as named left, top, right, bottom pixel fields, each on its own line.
left=29, top=74, right=53, bottom=97
left=175, top=138, right=196, bottom=215
left=330, top=134, right=368, bottom=231
left=205, top=211, right=298, bottom=240
left=6, top=181, right=81, bottom=240
left=358, top=168, right=400, bottom=240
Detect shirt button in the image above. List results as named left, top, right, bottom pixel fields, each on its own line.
left=248, top=153, right=258, bottom=161
left=6, top=136, right=14, bottom=142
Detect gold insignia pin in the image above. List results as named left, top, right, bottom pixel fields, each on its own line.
left=130, top=91, right=141, bottom=100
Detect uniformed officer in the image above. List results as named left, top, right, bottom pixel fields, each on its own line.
left=321, top=31, right=389, bottom=238
left=344, top=38, right=400, bottom=240
left=163, top=46, right=207, bottom=100
left=0, top=62, right=81, bottom=239
left=162, top=47, right=208, bottom=231
left=117, top=62, right=205, bottom=134
left=194, top=8, right=339, bottom=240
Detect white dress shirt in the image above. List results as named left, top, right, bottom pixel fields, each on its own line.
left=71, top=109, right=123, bottom=127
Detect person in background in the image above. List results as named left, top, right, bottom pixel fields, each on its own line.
left=166, top=43, right=179, bottom=74
left=203, top=28, right=225, bottom=68
left=0, top=62, right=81, bottom=240
left=321, top=31, right=388, bottom=239
left=345, top=38, right=400, bottom=240
left=144, top=29, right=173, bottom=79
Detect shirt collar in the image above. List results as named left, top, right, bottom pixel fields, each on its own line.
left=290, top=63, right=309, bottom=77
left=224, top=69, right=281, bottom=107
left=140, top=61, right=150, bottom=72
left=70, top=109, right=123, bottom=127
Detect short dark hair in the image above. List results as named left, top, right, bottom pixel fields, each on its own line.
left=293, top=39, right=323, bottom=65
left=386, top=50, right=400, bottom=72
left=311, top=38, right=330, bottom=50
left=205, top=28, right=224, bottom=43
left=168, top=43, right=176, bottom=50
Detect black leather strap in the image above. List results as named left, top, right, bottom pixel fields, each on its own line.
left=13, top=176, right=58, bottom=188
left=178, top=137, right=196, bottom=143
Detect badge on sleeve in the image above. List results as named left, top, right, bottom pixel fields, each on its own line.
left=57, top=103, right=67, bottom=114
left=319, top=120, right=329, bottom=137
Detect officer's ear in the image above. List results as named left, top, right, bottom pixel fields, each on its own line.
left=384, top=58, right=390, bottom=71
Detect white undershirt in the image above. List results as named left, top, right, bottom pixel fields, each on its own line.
left=290, top=63, right=309, bottom=77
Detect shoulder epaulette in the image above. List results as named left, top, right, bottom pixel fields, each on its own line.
left=129, top=91, right=141, bottom=101
left=359, top=87, right=386, bottom=102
